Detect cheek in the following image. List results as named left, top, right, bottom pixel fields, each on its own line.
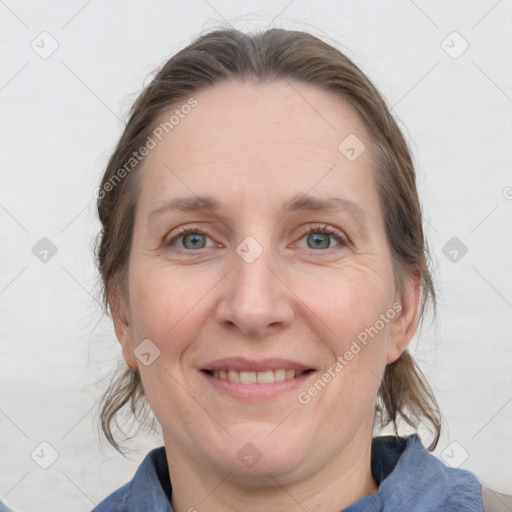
left=127, top=262, right=211, bottom=359
left=127, top=265, right=212, bottom=427
left=294, top=261, right=394, bottom=407
left=307, top=284, right=393, bottom=424
left=129, top=258, right=230, bottom=373
left=298, top=262, right=394, bottom=349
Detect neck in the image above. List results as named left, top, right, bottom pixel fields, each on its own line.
left=165, top=431, right=378, bottom=512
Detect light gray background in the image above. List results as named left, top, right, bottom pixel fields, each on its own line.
left=1, top=0, right=511, bottom=510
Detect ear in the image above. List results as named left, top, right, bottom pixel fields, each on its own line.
left=109, top=281, right=138, bottom=369
left=386, top=269, right=421, bottom=364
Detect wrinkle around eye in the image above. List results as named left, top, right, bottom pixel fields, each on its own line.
left=146, top=219, right=363, bottom=258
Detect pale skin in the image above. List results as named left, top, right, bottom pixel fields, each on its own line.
left=111, top=79, right=421, bottom=511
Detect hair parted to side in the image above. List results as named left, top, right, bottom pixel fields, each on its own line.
left=96, top=28, right=441, bottom=452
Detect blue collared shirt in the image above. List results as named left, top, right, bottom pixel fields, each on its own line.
left=92, top=434, right=485, bottom=511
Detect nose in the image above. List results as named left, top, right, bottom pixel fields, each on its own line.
left=215, top=242, right=295, bottom=339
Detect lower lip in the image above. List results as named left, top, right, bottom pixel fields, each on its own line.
left=201, top=371, right=316, bottom=400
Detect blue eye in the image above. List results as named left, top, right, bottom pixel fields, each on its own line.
left=165, top=227, right=214, bottom=250
left=165, top=224, right=347, bottom=253
left=298, top=225, right=347, bottom=250
left=306, top=232, right=332, bottom=249
left=182, top=232, right=207, bottom=249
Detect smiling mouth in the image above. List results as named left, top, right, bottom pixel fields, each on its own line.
left=202, top=369, right=315, bottom=384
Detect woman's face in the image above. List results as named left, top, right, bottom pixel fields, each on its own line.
left=113, top=79, right=419, bottom=484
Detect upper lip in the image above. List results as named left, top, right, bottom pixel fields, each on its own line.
left=202, top=357, right=315, bottom=372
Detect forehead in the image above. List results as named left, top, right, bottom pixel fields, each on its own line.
left=137, top=79, right=377, bottom=214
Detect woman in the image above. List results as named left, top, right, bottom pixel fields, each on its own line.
left=92, top=28, right=506, bottom=511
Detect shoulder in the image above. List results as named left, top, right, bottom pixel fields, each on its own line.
left=371, top=435, right=484, bottom=511
left=93, top=481, right=132, bottom=512
left=92, top=447, right=172, bottom=512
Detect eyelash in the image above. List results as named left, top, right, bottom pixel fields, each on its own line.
left=164, top=226, right=212, bottom=249
left=165, top=224, right=348, bottom=252
left=295, top=224, right=348, bottom=249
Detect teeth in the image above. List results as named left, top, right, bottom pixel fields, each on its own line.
left=274, top=369, right=286, bottom=381
left=211, top=369, right=306, bottom=383
left=240, top=371, right=257, bottom=384
left=256, top=370, right=274, bottom=383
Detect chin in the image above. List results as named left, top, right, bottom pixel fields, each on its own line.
left=204, top=423, right=315, bottom=484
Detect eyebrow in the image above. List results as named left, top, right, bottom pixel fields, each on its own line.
left=150, top=196, right=222, bottom=217
left=285, top=194, right=366, bottom=220
left=149, top=194, right=367, bottom=223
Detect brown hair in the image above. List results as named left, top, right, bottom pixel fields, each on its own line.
left=96, top=28, right=441, bottom=452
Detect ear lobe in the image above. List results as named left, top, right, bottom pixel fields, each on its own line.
left=387, top=271, right=421, bottom=364
left=109, top=283, right=138, bottom=369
